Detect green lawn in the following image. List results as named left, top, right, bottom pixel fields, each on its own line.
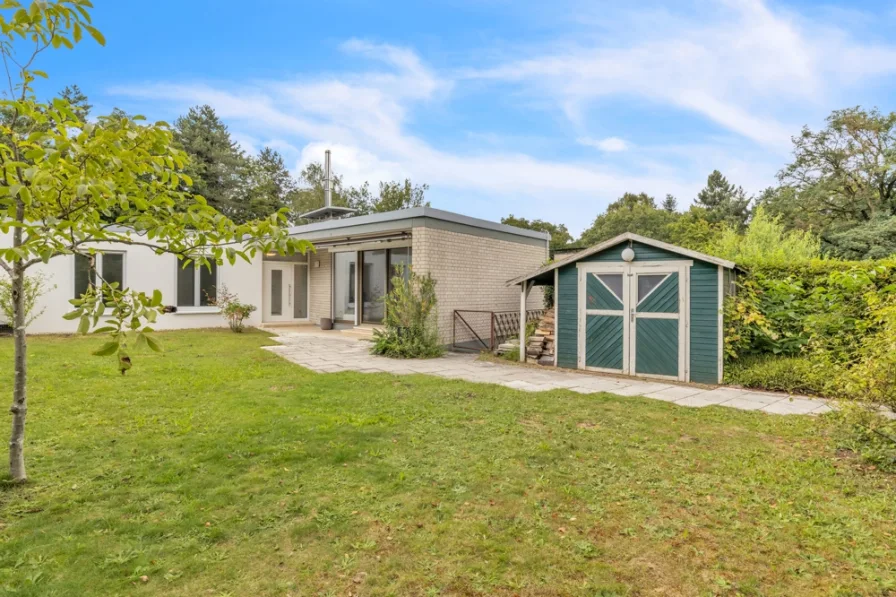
left=1, top=330, right=895, bottom=596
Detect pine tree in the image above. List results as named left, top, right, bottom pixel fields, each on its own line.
left=695, top=170, right=751, bottom=229
left=174, top=105, right=249, bottom=219
left=242, top=147, right=296, bottom=221
left=661, top=194, right=678, bottom=213
left=59, top=84, right=91, bottom=122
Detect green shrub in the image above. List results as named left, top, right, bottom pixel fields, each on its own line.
left=371, top=266, right=444, bottom=359
left=212, top=284, right=257, bottom=333
left=725, top=259, right=896, bottom=403
left=724, top=354, right=826, bottom=395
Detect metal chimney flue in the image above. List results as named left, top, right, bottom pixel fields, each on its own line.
left=324, top=149, right=332, bottom=207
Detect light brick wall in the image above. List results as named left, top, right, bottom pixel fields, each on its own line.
left=308, top=248, right=332, bottom=323
left=411, top=226, right=547, bottom=343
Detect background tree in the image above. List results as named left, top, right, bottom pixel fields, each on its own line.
left=704, top=206, right=820, bottom=266
left=290, top=161, right=362, bottom=221
left=769, top=107, right=896, bottom=259
left=694, top=170, right=751, bottom=230
left=241, top=147, right=295, bottom=222
left=291, top=161, right=429, bottom=222
left=665, top=207, right=720, bottom=251
left=501, top=215, right=573, bottom=249
left=368, top=179, right=428, bottom=214
left=0, top=1, right=309, bottom=482
left=661, top=194, right=678, bottom=213
left=578, top=192, right=677, bottom=246
left=174, top=105, right=250, bottom=220
left=58, top=84, right=91, bottom=121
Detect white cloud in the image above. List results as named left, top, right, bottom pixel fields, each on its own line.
left=106, top=0, right=896, bottom=236
left=298, top=142, right=404, bottom=188
left=464, top=0, right=896, bottom=149
left=578, top=136, right=630, bottom=152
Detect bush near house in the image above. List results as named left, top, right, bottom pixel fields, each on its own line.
left=725, top=259, right=896, bottom=470
left=371, top=267, right=443, bottom=358
left=725, top=258, right=896, bottom=402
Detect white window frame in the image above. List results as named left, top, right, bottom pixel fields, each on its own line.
left=72, top=251, right=127, bottom=298
left=174, top=258, right=219, bottom=312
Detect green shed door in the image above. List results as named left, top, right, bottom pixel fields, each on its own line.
left=583, top=272, right=625, bottom=372
left=630, top=269, right=684, bottom=379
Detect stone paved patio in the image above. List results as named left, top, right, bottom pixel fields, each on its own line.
left=264, top=332, right=833, bottom=416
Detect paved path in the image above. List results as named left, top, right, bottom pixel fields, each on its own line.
left=265, top=332, right=832, bottom=416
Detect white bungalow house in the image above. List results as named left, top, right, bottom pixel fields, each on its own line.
left=1, top=206, right=549, bottom=342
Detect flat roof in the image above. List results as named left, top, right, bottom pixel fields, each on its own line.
left=287, top=206, right=551, bottom=241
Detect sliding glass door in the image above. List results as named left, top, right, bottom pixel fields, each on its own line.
left=361, top=250, right=387, bottom=323
left=335, top=247, right=412, bottom=325
left=333, top=252, right=356, bottom=323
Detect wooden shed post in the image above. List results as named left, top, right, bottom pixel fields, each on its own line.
left=520, top=280, right=532, bottom=362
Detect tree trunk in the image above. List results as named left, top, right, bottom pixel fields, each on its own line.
left=8, top=259, right=27, bottom=482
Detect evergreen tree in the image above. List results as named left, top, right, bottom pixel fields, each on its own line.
left=661, top=194, right=678, bottom=213
left=59, top=84, right=91, bottom=122
left=695, top=170, right=751, bottom=230
left=242, top=147, right=296, bottom=222
left=174, top=105, right=249, bottom=219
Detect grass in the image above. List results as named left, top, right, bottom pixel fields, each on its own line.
left=1, top=329, right=895, bottom=596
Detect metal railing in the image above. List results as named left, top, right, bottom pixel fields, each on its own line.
left=452, top=309, right=545, bottom=352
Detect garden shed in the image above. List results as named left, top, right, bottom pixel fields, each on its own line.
left=507, top=233, right=736, bottom=384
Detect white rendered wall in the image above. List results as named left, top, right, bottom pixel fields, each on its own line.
left=0, top=234, right=264, bottom=334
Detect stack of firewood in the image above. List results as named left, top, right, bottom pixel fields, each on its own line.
left=531, top=308, right=555, bottom=365
left=496, top=308, right=555, bottom=365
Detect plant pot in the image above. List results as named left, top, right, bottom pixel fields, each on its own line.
left=320, top=317, right=333, bottom=331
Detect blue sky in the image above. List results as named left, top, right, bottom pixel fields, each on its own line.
left=31, top=0, right=896, bottom=236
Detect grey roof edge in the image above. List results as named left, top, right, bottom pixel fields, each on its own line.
left=288, top=206, right=551, bottom=241
left=506, top=232, right=736, bottom=286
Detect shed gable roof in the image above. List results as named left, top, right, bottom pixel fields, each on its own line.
left=506, top=232, right=735, bottom=286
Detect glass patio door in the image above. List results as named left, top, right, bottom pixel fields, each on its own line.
left=361, top=250, right=387, bottom=323
left=333, top=252, right=356, bottom=323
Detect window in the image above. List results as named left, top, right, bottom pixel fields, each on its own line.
left=74, top=252, right=125, bottom=298
left=387, top=247, right=411, bottom=291
left=176, top=261, right=217, bottom=307
left=637, top=274, right=668, bottom=304
left=596, top=273, right=623, bottom=302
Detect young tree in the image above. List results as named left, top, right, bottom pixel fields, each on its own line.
left=174, top=104, right=250, bottom=220
left=0, top=1, right=309, bottom=482
left=501, top=215, right=573, bottom=249
left=578, top=192, right=678, bottom=246
left=694, top=170, right=751, bottom=230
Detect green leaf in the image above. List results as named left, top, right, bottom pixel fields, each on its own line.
left=84, top=24, right=105, bottom=45
left=92, top=341, right=118, bottom=357
left=77, top=316, right=90, bottom=334
left=62, top=309, right=81, bottom=320
left=151, top=289, right=162, bottom=307
left=144, top=334, right=162, bottom=353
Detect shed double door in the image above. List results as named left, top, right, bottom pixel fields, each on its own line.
left=578, top=262, right=689, bottom=381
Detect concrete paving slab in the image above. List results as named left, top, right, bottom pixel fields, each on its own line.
left=761, top=398, right=826, bottom=415
left=264, top=333, right=833, bottom=416
left=645, top=386, right=706, bottom=402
